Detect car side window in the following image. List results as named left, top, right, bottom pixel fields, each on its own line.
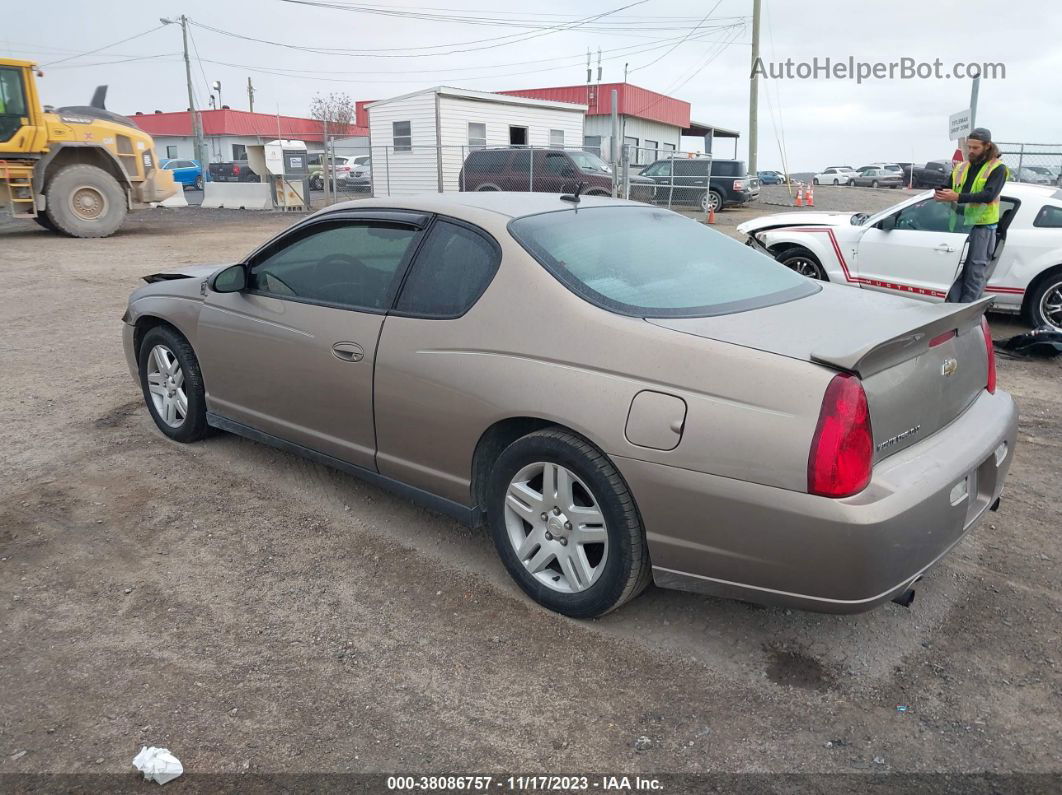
left=249, top=221, right=419, bottom=311
left=894, top=197, right=967, bottom=233
left=1033, top=205, right=1062, bottom=228
left=642, top=162, right=671, bottom=177
left=394, top=220, right=499, bottom=318
left=544, top=152, right=570, bottom=175
left=511, top=150, right=530, bottom=174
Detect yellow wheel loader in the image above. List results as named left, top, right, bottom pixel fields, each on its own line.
left=0, top=58, right=176, bottom=237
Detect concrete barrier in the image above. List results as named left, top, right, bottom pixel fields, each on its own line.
left=201, top=182, right=273, bottom=210
left=157, top=189, right=188, bottom=208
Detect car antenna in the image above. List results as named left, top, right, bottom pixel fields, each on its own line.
left=560, top=181, right=586, bottom=205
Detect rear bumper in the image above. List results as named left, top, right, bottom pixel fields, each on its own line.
left=615, top=389, right=1018, bottom=613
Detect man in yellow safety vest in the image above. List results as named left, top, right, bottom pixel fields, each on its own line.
left=934, top=127, right=1007, bottom=302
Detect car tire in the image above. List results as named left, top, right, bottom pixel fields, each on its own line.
left=487, top=428, right=652, bottom=618
left=777, top=247, right=828, bottom=280
left=1025, top=270, right=1062, bottom=331
left=832, top=179, right=839, bottom=185
left=43, top=164, right=127, bottom=238
left=195, top=176, right=204, bottom=190
left=871, top=180, right=879, bottom=188
left=813, top=178, right=820, bottom=185
left=701, top=190, right=724, bottom=213
left=137, top=325, right=211, bottom=443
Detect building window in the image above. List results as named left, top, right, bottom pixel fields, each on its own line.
left=467, top=122, right=486, bottom=150
left=509, top=126, right=527, bottom=146
left=165, top=145, right=178, bottom=159
left=583, top=135, right=602, bottom=157
left=662, top=142, right=676, bottom=153
left=644, top=140, right=658, bottom=164
left=393, top=121, right=412, bottom=152
left=232, top=143, right=247, bottom=160
left=549, top=129, right=564, bottom=148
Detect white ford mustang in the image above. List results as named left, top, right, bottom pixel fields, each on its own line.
left=737, top=182, right=1062, bottom=330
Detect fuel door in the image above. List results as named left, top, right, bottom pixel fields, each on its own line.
left=625, top=390, right=687, bottom=451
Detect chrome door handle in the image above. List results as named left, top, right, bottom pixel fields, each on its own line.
left=331, top=342, right=364, bottom=362
left=935, top=244, right=957, bottom=253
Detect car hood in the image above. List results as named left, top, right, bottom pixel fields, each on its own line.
left=736, top=211, right=858, bottom=234
left=142, top=264, right=227, bottom=283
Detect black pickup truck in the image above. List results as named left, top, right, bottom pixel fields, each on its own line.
left=207, top=161, right=261, bottom=183
left=638, top=157, right=760, bottom=213
left=903, top=160, right=952, bottom=189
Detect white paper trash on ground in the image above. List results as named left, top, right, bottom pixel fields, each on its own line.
left=132, top=746, right=183, bottom=785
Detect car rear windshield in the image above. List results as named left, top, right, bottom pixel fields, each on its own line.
left=509, top=206, right=818, bottom=318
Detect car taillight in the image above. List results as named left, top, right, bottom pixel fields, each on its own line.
left=982, top=316, right=996, bottom=394
left=733, top=179, right=745, bottom=190
left=234, top=164, right=241, bottom=175
left=808, top=373, right=873, bottom=498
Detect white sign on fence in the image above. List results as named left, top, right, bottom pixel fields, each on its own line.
left=949, top=108, right=972, bottom=140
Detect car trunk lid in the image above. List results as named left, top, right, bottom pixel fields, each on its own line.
left=648, top=287, right=991, bottom=461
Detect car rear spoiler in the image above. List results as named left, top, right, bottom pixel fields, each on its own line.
left=810, top=297, right=992, bottom=377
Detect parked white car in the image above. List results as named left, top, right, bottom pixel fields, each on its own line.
left=737, top=182, right=1062, bottom=330
left=813, top=167, right=857, bottom=185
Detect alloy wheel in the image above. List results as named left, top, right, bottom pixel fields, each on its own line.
left=145, top=345, right=188, bottom=427
left=1041, top=281, right=1062, bottom=329
left=503, top=461, right=609, bottom=594
left=785, top=257, right=824, bottom=279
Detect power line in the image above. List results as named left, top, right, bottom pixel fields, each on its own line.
left=46, top=53, right=181, bottom=70
left=190, top=1, right=676, bottom=59
left=629, top=0, right=722, bottom=73
left=39, top=25, right=167, bottom=67
left=191, top=26, right=743, bottom=81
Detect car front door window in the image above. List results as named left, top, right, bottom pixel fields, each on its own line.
left=894, top=197, right=967, bottom=233
left=250, top=221, right=418, bottom=310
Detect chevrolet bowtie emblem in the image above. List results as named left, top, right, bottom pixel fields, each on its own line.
left=942, top=358, right=958, bottom=377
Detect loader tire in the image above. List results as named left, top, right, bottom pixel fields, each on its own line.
left=44, top=164, right=127, bottom=238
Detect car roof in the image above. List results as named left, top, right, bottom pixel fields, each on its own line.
left=322, top=191, right=643, bottom=220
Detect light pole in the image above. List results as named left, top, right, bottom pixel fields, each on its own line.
left=212, top=80, right=222, bottom=109
left=161, top=16, right=207, bottom=168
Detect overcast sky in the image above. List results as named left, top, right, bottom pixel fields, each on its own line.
left=4, top=0, right=1059, bottom=170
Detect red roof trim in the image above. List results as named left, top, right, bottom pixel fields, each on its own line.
left=129, top=108, right=364, bottom=142
left=499, top=83, right=690, bottom=128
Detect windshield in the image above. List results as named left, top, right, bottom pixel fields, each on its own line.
left=569, top=150, right=611, bottom=174
left=509, top=206, right=818, bottom=318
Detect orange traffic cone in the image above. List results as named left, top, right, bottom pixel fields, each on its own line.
left=707, top=203, right=716, bottom=224
left=806, top=183, right=815, bottom=207
left=795, top=185, right=804, bottom=207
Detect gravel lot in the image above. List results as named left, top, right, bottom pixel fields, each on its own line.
left=1, top=203, right=1059, bottom=785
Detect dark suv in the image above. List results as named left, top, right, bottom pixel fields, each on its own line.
left=459, top=148, right=655, bottom=198
left=639, top=158, right=759, bottom=212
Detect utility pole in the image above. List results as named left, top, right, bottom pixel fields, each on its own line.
left=748, top=0, right=761, bottom=174
left=969, top=74, right=980, bottom=130
left=247, top=77, right=256, bottom=112
left=162, top=16, right=207, bottom=169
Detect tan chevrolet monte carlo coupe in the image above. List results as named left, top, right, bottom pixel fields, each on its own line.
left=122, top=193, right=1018, bottom=618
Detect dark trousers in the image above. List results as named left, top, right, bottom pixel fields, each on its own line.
left=946, top=224, right=997, bottom=303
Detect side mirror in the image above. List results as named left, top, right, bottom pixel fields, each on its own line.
left=212, top=264, right=247, bottom=293
left=877, top=214, right=897, bottom=232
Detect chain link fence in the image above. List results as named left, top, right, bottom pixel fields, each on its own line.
left=309, top=140, right=723, bottom=213
left=996, top=142, right=1062, bottom=187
